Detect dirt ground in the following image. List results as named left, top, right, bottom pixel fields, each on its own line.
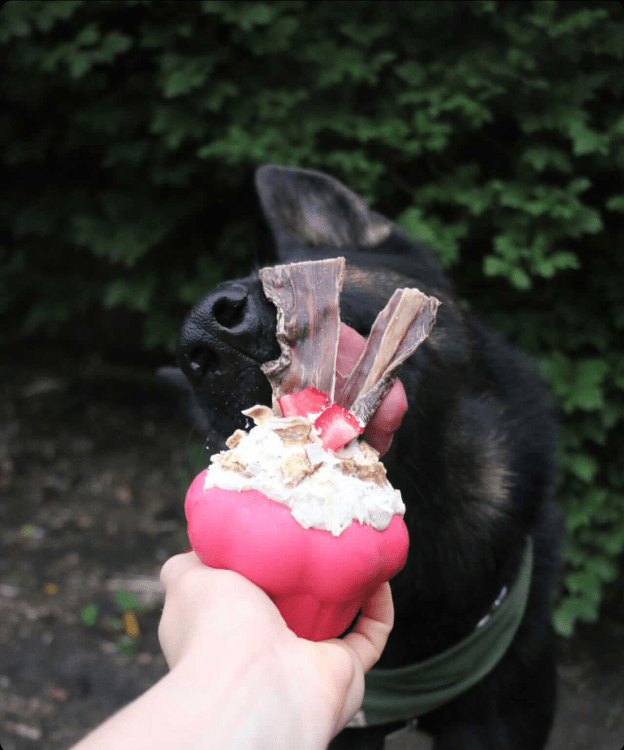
left=1, top=347, right=623, bottom=750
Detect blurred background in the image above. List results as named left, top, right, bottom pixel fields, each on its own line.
left=1, top=2, right=623, bottom=748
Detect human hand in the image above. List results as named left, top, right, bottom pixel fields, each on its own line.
left=336, top=323, right=408, bottom=456
left=159, top=552, right=394, bottom=746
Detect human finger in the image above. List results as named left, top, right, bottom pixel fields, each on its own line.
left=364, top=377, right=408, bottom=455
left=369, top=377, right=408, bottom=435
left=160, top=550, right=204, bottom=592
left=335, top=323, right=366, bottom=376
left=341, top=583, right=394, bottom=673
left=336, top=324, right=407, bottom=454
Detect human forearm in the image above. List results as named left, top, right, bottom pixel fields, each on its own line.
left=70, top=652, right=331, bottom=750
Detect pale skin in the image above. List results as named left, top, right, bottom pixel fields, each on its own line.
left=69, top=325, right=407, bottom=750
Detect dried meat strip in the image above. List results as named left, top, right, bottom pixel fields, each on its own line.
left=260, top=258, right=439, bottom=432
left=260, top=258, right=345, bottom=404
left=337, top=288, right=439, bottom=426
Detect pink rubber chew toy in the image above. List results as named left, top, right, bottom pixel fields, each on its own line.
left=185, top=469, right=409, bottom=641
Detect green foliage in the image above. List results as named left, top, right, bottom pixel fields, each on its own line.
left=80, top=601, right=100, bottom=626
left=115, top=588, right=139, bottom=610
left=2, top=0, right=623, bottom=635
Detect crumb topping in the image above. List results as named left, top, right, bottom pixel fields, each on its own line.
left=204, top=408, right=404, bottom=536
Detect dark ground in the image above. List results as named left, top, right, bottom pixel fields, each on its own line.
left=1, top=347, right=623, bottom=750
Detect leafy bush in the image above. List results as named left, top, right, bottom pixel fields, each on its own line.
left=1, top=0, right=623, bottom=635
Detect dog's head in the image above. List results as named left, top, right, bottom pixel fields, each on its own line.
left=173, top=165, right=464, bottom=450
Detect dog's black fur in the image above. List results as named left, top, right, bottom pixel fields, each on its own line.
left=173, top=165, right=563, bottom=749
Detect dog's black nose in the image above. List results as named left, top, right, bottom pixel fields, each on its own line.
left=177, top=279, right=279, bottom=387
left=177, top=283, right=250, bottom=383
left=210, top=284, right=249, bottom=329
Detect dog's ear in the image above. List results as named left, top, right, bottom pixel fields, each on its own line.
left=255, top=165, right=393, bottom=261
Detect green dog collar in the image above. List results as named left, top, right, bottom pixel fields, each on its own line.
left=361, top=537, right=534, bottom=726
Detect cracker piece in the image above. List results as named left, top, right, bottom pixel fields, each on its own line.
left=281, top=451, right=313, bottom=486
left=338, top=457, right=387, bottom=485
left=242, top=404, right=274, bottom=426
left=216, top=452, right=248, bottom=473
left=273, top=418, right=313, bottom=444
left=226, top=429, right=247, bottom=449
left=359, top=440, right=380, bottom=461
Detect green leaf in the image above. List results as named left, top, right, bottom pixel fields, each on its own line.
left=567, top=359, right=610, bottom=412
left=482, top=232, right=533, bottom=289
left=474, top=0, right=498, bottom=13
left=36, top=0, right=83, bottom=30
left=522, top=147, right=573, bottom=174
left=603, top=520, right=624, bottom=556
left=568, top=177, right=592, bottom=195
left=547, top=7, right=610, bottom=39
left=553, top=607, right=574, bottom=637
left=116, top=589, right=138, bottom=610
left=540, top=351, right=572, bottom=398
left=606, top=195, right=624, bottom=212
left=75, top=22, right=100, bottom=47
left=80, top=602, right=100, bottom=626
left=573, top=208, right=603, bottom=236
left=531, top=251, right=580, bottom=278
left=101, top=30, right=133, bottom=57
left=459, top=187, right=492, bottom=216
left=553, top=593, right=599, bottom=637
left=397, top=208, right=466, bottom=268
left=566, top=500, right=594, bottom=532
left=69, top=52, right=92, bottom=79
left=586, top=555, right=619, bottom=583
left=553, top=597, right=578, bottom=638
left=224, top=2, right=279, bottom=31
left=396, top=207, right=439, bottom=247
left=493, top=232, right=527, bottom=261
left=394, top=60, right=426, bottom=86
left=104, top=277, right=156, bottom=312
left=339, top=20, right=391, bottom=47
left=564, top=538, right=589, bottom=567
left=509, top=266, right=532, bottom=290
left=161, top=55, right=210, bottom=99
left=483, top=255, right=508, bottom=278
left=566, top=569, right=602, bottom=603
left=566, top=454, right=599, bottom=484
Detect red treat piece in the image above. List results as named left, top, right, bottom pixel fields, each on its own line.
left=185, top=470, right=409, bottom=641
left=278, top=387, right=330, bottom=418
left=313, top=403, right=364, bottom=451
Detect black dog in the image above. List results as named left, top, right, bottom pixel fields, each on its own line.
left=173, top=165, right=562, bottom=749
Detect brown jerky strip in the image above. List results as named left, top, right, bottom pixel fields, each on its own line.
left=336, top=288, right=439, bottom=426
left=259, top=258, right=345, bottom=404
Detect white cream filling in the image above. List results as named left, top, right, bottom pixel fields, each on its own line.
left=203, top=415, right=404, bottom=536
